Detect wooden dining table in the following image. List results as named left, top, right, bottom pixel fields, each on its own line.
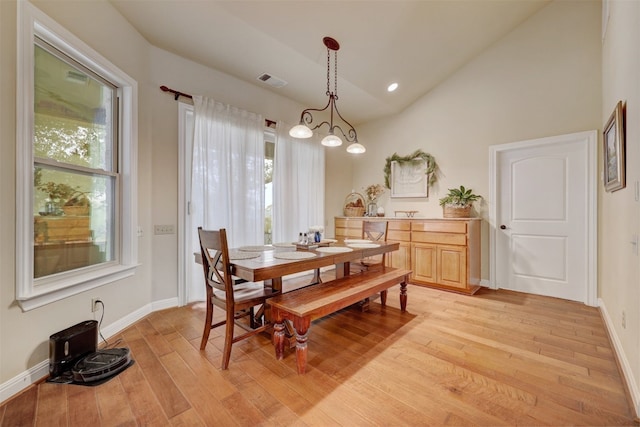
left=224, top=240, right=400, bottom=293
left=194, top=239, right=402, bottom=352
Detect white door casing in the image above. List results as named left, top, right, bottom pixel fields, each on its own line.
left=178, top=103, right=199, bottom=306
left=489, top=131, right=597, bottom=305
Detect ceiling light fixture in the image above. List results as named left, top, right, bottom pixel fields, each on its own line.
left=289, top=37, right=365, bottom=154
left=387, top=82, right=398, bottom=92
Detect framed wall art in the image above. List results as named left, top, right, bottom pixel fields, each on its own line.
left=603, top=100, right=625, bottom=192
left=390, top=159, right=429, bottom=198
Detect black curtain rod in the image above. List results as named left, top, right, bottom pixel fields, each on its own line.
left=160, top=85, right=276, bottom=128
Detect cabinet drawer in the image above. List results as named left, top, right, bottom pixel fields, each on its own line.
left=412, top=232, right=466, bottom=245
left=388, top=221, right=411, bottom=231
left=335, top=218, right=363, bottom=229
left=412, top=221, right=467, bottom=233
left=336, top=228, right=363, bottom=238
left=387, top=230, right=410, bottom=241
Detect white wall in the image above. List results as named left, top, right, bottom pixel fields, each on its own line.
left=327, top=0, right=602, bottom=283
left=601, top=0, right=640, bottom=413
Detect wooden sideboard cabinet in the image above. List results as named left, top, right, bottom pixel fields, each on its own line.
left=33, top=215, right=105, bottom=277
left=335, top=216, right=481, bottom=294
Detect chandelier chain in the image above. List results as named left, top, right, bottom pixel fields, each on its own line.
left=326, top=47, right=330, bottom=95
left=334, top=50, right=338, bottom=98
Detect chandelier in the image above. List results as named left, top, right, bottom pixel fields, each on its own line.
left=289, top=37, right=366, bottom=154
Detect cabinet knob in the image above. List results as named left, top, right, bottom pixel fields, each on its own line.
left=500, top=225, right=507, bottom=230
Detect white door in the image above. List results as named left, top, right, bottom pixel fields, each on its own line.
left=490, top=131, right=597, bottom=305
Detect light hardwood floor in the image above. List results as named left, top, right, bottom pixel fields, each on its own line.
left=1, top=277, right=638, bottom=426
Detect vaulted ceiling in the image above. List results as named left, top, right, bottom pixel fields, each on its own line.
left=110, top=0, right=551, bottom=125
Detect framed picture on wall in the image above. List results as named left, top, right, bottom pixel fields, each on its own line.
left=390, top=159, right=429, bottom=198
left=603, top=101, right=625, bottom=192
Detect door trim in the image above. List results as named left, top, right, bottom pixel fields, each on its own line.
left=489, top=130, right=598, bottom=306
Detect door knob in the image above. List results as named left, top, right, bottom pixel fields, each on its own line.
left=500, top=225, right=507, bottom=230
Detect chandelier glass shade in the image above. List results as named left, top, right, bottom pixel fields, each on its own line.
left=289, top=37, right=365, bottom=154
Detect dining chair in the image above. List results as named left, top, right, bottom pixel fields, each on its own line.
left=197, top=227, right=274, bottom=369
left=351, top=220, right=389, bottom=311
left=357, top=220, right=389, bottom=272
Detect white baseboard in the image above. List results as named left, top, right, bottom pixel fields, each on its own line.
left=599, top=298, right=640, bottom=418
left=0, top=360, right=49, bottom=405
left=0, top=297, right=179, bottom=405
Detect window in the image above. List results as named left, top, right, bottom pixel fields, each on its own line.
left=16, top=2, right=138, bottom=310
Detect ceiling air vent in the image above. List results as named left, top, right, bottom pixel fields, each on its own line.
left=256, top=73, right=287, bottom=88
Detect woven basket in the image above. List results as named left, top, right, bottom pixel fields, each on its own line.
left=443, top=204, right=471, bottom=218
left=63, top=191, right=90, bottom=216
left=344, top=206, right=365, bottom=217
left=62, top=205, right=90, bottom=216
left=343, top=192, right=366, bottom=217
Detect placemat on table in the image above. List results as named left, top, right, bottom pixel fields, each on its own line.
left=238, top=245, right=273, bottom=252
left=228, top=251, right=262, bottom=260
left=315, top=246, right=353, bottom=253
left=273, top=251, right=317, bottom=260
left=320, top=238, right=337, bottom=244
left=272, top=242, right=295, bottom=248
left=346, top=243, right=381, bottom=249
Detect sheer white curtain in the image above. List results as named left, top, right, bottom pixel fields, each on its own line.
left=190, top=95, right=265, bottom=249
left=272, top=122, right=325, bottom=244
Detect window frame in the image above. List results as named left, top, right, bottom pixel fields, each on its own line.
left=16, top=1, right=138, bottom=311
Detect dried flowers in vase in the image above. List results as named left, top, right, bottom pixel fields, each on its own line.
left=364, top=184, right=385, bottom=203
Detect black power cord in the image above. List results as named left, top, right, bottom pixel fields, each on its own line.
left=94, top=300, right=122, bottom=348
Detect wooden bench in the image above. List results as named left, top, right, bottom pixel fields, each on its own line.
left=270, top=267, right=412, bottom=374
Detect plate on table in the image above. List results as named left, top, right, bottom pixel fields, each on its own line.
left=273, top=251, right=317, bottom=260
left=315, top=246, right=353, bottom=253
left=347, top=243, right=381, bottom=249
left=344, top=239, right=372, bottom=244
left=238, top=245, right=273, bottom=252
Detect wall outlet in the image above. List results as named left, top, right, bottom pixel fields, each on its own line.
left=622, top=310, right=626, bottom=329
left=154, top=224, right=175, bottom=235
left=91, top=298, right=100, bottom=312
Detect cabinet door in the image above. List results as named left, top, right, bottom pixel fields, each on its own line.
left=387, top=241, right=411, bottom=270
left=437, top=244, right=467, bottom=289
left=411, top=243, right=437, bottom=283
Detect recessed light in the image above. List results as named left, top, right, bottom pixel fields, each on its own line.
left=387, top=82, right=398, bottom=92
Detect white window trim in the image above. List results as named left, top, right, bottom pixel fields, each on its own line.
left=16, top=1, right=138, bottom=311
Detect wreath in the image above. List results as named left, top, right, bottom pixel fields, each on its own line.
left=383, top=149, right=438, bottom=189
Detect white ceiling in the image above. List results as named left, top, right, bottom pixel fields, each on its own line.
left=110, top=0, right=551, bottom=125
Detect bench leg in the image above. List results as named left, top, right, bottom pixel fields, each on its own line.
left=293, top=317, right=311, bottom=374
left=274, top=321, right=286, bottom=360
left=400, top=279, right=408, bottom=312
left=380, top=290, right=387, bottom=306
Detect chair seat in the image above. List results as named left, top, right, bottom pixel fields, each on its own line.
left=212, top=281, right=266, bottom=301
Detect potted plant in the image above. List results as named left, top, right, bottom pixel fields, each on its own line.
left=36, top=180, right=90, bottom=216
left=439, top=185, right=482, bottom=218
left=36, top=181, right=77, bottom=215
